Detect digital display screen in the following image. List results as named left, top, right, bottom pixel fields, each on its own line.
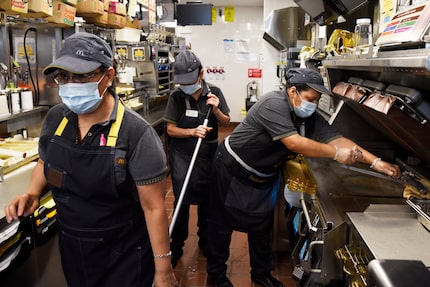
left=176, top=4, right=212, bottom=26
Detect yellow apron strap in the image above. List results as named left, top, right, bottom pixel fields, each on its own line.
left=106, top=102, right=125, bottom=147
left=54, top=117, right=69, bottom=136
left=53, top=101, right=124, bottom=146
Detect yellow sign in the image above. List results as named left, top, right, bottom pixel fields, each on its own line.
left=132, top=47, right=145, bottom=61
left=212, top=7, right=217, bottom=23
left=116, top=46, right=128, bottom=58
left=224, top=6, right=234, bottom=22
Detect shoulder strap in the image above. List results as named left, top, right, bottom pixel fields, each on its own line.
left=53, top=101, right=125, bottom=147
left=106, top=102, right=125, bottom=147
left=54, top=117, right=69, bottom=136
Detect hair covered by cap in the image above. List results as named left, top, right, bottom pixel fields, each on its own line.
left=173, top=50, right=202, bottom=84
left=286, top=68, right=332, bottom=95
left=43, top=32, right=113, bottom=75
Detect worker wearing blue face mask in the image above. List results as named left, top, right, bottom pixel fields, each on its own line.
left=4, top=32, right=177, bottom=287
left=206, top=68, right=400, bottom=287
left=164, top=50, right=231, bottom=268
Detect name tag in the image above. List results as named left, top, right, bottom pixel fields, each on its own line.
left=185, top=110, right=198, bottom=118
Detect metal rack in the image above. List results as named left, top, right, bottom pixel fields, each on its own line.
left=292, top=48, right=430, bottom=287
left=323, top=48, right=430, bottom=167
left=151, top=44, right=174, bottom=96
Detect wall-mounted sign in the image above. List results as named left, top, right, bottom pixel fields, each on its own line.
left=15, top=37, right=36, bottom=64
left=116, top=46, right=128, bottom=59
left=132, top=47, right=146, bottom=61
left=248, top=68, right=262, bottom=78
left=224, top=6, right=234, bottom=22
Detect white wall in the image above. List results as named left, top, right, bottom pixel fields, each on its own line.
left=175, top=1, right=299, bottom=123
left=176, top=7, right=263, bottom=122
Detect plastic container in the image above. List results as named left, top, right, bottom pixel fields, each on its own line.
left=115, top=28, right=141, bottom=43
left=21, top=89, right=34, bottom=111
left=10, top=89, right=21, bottom=113
left=0, top=90, right=11, bottom=117
left=354, top=18, right=372, bottom=54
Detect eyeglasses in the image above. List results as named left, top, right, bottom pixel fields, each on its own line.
left=52, top=70, right=103, bottom=85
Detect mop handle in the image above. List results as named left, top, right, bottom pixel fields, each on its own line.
left=169, top=105, right=212, bottom=236
left=152, top=87, right=213, bottom=287
left=169, top=84, right=213, bottom=236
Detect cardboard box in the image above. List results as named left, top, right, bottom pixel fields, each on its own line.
left=85, top=11, right=108, bottom=26
left=107, top=13, right=126, bottom=28
left=103, top=0, right=109, bottom=11
left=60, top=0, right=78, bottom=6
left=0, top=0, right=28, bottom=14
left=46, top=0, right=76, bottom=27
left=126, top=17, right=142, bottom=29
left=28, top=0, right=53, bottom=17
left=108, top=1, right=126, bottom=16
left=76, top=0, right=104, bottom=16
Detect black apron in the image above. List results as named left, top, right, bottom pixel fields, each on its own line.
left=44, top=103, right=154, bottom=287
left=169, top=97, right=217, bottom=205
left=210, top=140, right=280, bottom=233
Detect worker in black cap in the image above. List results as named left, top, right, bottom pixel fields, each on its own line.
left=206, top=68, right=400, bottom=287
left=4, top=32, right=177, bottom=287
left=164, top=50, right=230, bottom=268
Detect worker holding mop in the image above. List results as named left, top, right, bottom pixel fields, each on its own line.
left=164, top=50, right=230, bottom=268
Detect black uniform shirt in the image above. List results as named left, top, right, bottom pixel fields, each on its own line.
left=39, top=94, right=167, bottom=185
left=164, top=80, right=230, bottom=143
left=229, top=90, right=341, bottom=173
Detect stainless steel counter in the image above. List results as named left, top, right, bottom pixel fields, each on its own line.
left=139, top=104, right=166, bottom=128
left=306, top=157, right=405, bottom=227
left=299, top=158, right=430, bottom=286
left=347, top=204, right=430, bottom=267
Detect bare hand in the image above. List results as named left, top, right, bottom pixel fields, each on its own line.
left=154, top=271, right=178, bottom=287
left=206, top=93, right=220, bottom=112
left=192, top=125, right=213, bottom=139
left=4, top=193, right=40, bottom=223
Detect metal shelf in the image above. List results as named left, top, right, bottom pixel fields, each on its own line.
left=323, top=49, right=430, bottom=74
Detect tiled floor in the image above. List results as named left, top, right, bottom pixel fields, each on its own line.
left=164, top=124, right=298, bottom=287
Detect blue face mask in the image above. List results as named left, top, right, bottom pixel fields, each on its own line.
left=293, top=91, right=318, bottom=118
left=59, top=74, right=106, bottom=114
left=179, top=82, right=201, bottom=95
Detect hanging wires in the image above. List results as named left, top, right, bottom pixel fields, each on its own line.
left=24, top=27, right=40, bottom=106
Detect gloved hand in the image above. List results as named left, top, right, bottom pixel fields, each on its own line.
left=371, top=158, right=401, bottom=178
left=334, top=147, right=357, bottom=165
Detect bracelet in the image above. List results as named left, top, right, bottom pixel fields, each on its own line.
left=333, top=146, right=339, bottom=161
left=370, top=158, right=381, bottom=169
left=153, top=250, right=172, bottom=259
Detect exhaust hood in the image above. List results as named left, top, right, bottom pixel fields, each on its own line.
left=263, top=7, right=310, bottom=51
left=293, top=0, right=370, bottom=25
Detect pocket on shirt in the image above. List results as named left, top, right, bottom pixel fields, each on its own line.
left=46, top=163, right=69, bottom=202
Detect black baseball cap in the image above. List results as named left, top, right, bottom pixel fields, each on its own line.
left=286, top=68, right=332, bottom=95
left=173, top=50, right=201, bottom=84
left=43, top=32, right=113, bottom=75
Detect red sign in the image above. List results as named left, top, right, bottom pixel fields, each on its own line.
left=248, top=68, right=262, bottom=78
